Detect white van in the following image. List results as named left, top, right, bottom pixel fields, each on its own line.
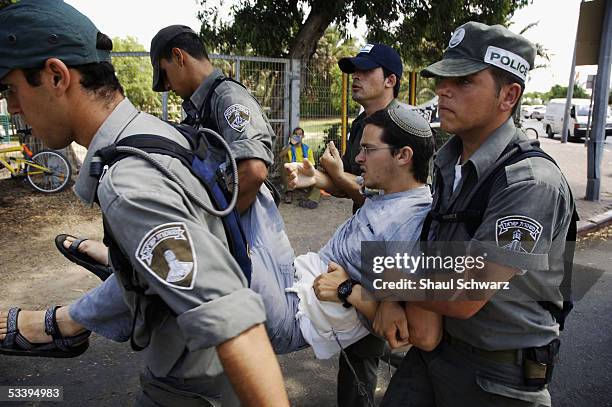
left=543, top=98, right=612, bottom=140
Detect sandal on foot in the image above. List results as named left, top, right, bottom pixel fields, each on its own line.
left=298, top=200, right=318, bottom=209
left=55, top=234, right=112, bottom=281
left=0, top=306, right=91, bottom=358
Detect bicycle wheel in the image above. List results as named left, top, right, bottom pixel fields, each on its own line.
left=26, top=150, right=72, bottom=193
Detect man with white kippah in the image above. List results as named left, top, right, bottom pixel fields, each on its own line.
left=238, top=106, right=441, bottom=362
left=379, top=21, right=577, bottom=407
left=285, top=42, right=410, bottom=406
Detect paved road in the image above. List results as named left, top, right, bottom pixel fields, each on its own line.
left=521, top=117, right=611, bottom=145
left=549, top=233, right=612, bottom=407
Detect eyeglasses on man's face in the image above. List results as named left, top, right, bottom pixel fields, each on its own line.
left=357, top=145, right=394, bottom=156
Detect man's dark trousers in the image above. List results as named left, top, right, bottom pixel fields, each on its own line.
left=337, top=334, right=386, bottom=406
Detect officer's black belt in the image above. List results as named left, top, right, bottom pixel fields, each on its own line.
left=443, top=332, right=521, bottom=365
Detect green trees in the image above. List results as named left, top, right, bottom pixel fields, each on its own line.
left=524, top=84, right=590, bottom=105
left=198, top=0, right=529, bottom=68
left=111, top=37, right=161, bottom=113
left=301, top=26, right=360, bottom=117
left=546, top=84, right=589, bottom=100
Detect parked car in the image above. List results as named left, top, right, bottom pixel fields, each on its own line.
left=521, top=104, right=545, bottom=119
left=543, top=98, right=612, bottom=140
left=530, top=105, right=546, bottom=120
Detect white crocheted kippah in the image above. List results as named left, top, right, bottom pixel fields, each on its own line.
left=388, top=107, right=433, bottom=138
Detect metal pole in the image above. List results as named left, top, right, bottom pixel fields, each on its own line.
left=289, top=59, right=301, bottom=144
left=408, top=71, right=417, bottom=106
left=584, top=75, right=596, bottom=146
left=561, top=36, right=578, bottom=143
left=586, top=0, right=612, bottom=201
left=235, top=59, right=241, bottom=82
left=341, top=72, right=348, bottom=155
left=161, top=91, right=168, bottom=121
left=283, top=60, right=291, bottom=146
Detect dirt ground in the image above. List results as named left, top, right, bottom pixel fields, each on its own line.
left=0, top=176, right=352, bottom=310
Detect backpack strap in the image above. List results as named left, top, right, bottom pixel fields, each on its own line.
left=200, top=77, right=247, bottom=131
left=289, top=144, right=309, bottom=163
left=424, top=140, right=545, bottom=236
left=290, top=145, right=297, bottom=163
left=93, top=133, right=252, bottom=285
left=420, top=139, right=578, bottom=330
left=95, top=135, right=194, bottom=173
left=196, top=76, right=280, bottom=208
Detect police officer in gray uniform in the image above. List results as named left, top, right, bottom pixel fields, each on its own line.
left=0, top=2, right=289, bottom=406
left=150, top=25, right=275, bottom=215
left=148, top=24, right=303, bottom=354
left=0, top=23, right=298, bottom=360
left=379, top=22, right=575, bottom=407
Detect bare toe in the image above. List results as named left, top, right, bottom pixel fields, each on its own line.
left=0, top=311, right=8, bottom=340
left=63, top=236, right=76, bottom=250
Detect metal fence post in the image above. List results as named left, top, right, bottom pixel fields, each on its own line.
left=586, top=0, right=612, bottom=201
left=408, top=71, right=417, bottom=106
left=283, top=60, right=291, bottom=146
left=235, top=58, right=241, bottom=82
left=162, top=91, right=169, bottom=121
left=341, top=72, right=348, bottom=154
left=289, top=59, right=301, bottom=144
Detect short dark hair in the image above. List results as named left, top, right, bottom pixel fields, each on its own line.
left=159, top=32, right=208, bottom=61
left=363, top=109, right=434, bottom=183
left=292, top=127, right=304, bottom=134
left=382, top=67, right=400, bottom=98
left=22, top=32, right=123, bottom=102
left=488, top=66, right=524, bottom=116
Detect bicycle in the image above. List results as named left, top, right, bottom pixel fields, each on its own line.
left=0, top=140, right=72, bottom=193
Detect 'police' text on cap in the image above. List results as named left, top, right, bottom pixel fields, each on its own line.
left=421, top=21, right=536, bottom=83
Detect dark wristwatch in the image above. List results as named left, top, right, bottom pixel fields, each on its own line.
left=337, top=279, right=360, bottom=308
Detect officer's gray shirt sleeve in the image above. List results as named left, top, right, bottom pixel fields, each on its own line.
left=213, top=84, right=275, bottom=166
left=99, top=158, right=266, bottom=350
left=468, top=161, right=567, bottom=271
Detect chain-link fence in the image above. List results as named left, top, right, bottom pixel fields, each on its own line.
left=207, top=55, right=290, bottom=182
left=1, top=53, right=292, bottom=175
left=5, top=54, right=379, bottom=185
left=211, top=55, right=289, bottom=159
left=299, top=62, right=359, bottom=163
left=0, top=98, right=13, bottom=144
left=109, top=53, right=292, bottom=178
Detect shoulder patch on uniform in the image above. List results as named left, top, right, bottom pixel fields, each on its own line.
left=135, top=222, right=197, bottom=290
left=495, top=215, right=542, bottom=254
left=224, top=103, right=250, bottom=133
